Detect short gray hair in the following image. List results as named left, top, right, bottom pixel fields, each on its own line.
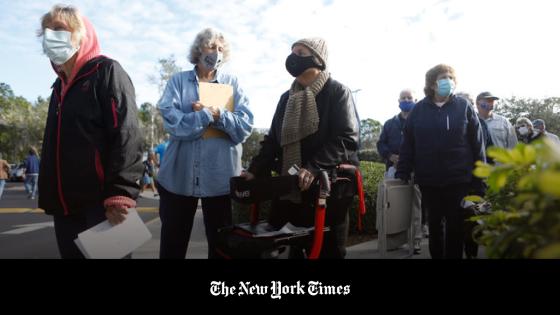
left=188, top=28, right=231, bottom=65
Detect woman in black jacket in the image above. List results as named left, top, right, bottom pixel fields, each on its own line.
left=395, top=64, right=486, bottom=259
left=242, top=38, right=360, bottom=259
left=37, top=5, right=143, bottom=258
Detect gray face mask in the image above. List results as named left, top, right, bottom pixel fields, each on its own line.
left=201, top=51, right=223, bottom=70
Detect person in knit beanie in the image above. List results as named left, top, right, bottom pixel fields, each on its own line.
left=243, top=37, right=361, bottom=259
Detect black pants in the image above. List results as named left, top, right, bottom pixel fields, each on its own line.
left=270, top=196, right=353, bottom=259
left=420, top=184, right=470, bottom=259
left=158, top=183, right=232, bottom=259
left=53, top=204, right=106, bottom=259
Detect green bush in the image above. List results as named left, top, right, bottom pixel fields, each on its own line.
left=232, top=161, right=386, bottom=236
left=358, top=149, right=383, bottom=163
left=348, top=161, right=385, bottom=235
left=470, top=139, right=560, bottom=258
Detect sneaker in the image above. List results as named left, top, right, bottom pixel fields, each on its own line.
left=154, top=193, right=159, bottom=197
left=414, top=239, right=421, bottom=254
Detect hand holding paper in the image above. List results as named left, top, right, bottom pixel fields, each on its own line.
left=74, top=208, right=152, bottom=259
left=198, top=82, right=234, bottom=139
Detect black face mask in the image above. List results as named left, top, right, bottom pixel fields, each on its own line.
left=285, top=53, right=319, bottom=77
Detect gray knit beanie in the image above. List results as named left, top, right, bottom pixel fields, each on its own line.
left=292, top=37, right=328, bottom=70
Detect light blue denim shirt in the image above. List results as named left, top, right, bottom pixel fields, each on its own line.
left=157, top=67, right=253, bottom=197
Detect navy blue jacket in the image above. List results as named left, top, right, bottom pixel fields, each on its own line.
left=377, top=114, right=406, bottom=169
left=395, top=95, right=486, bottom=187
left=24, top=154, right=40, bottom=174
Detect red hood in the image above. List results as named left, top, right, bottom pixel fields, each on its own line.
left=54, top=15, right=101, bottom=94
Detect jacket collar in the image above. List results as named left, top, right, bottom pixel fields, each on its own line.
left=51, top=56, right=106, bottom=90
left=188, top=65, right=221, bottom=83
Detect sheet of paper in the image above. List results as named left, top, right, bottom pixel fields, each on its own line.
left=74, top=208, right=152, bottom=259
left=199, top=82, right=234, bottom=140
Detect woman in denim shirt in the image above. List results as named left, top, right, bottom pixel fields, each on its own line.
left=157, top=28, right=253, bottom=259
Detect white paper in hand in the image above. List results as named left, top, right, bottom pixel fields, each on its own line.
left=74, top=208, right=152, bottom=259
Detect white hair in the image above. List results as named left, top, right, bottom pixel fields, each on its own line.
left=188, top=28, right=231, bottom=65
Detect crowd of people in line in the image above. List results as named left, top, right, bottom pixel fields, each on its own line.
left=11, top=4, right=557, bottom=259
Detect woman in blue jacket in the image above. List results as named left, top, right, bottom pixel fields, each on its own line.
left=157, top=28, right=253, bottom=259
left=395, top=64, right=486, bottom=259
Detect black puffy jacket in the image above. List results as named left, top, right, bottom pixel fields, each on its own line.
left=248, top=77, right=360, bottom=197
left=39, top=56, right=143, bottom=216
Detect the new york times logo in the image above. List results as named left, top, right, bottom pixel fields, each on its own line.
left=210, top=281, right=351, bottom=299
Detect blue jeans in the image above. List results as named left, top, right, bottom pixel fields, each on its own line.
left=0, top=179, right=5, bottom=199
left=24, top=174, right=38, bottom=198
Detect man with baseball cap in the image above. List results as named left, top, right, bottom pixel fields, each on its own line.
left=476, top=91, right=518, bottom=150
left=532, top=119, right=560, bottom=144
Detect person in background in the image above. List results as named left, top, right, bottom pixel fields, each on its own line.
left=37, top=5, right=143, bottom=258
left=476, top=91, right=517, bottom=150
left=377, top=89, right=424, bottom=253
left=0, top=153, right=10, bottom=200
left=515, top=117, right=541, bottom=144
left=23, top=147, right=40, bottom=200
left=153, top=133, right=170, bottom=170
left=157, top=28, right=253, bottom=259
left=396, top=64, right=486, bottom=259
left=140, top=151, right=158, bottom=197
left=533, top=119, right=560, bottom=144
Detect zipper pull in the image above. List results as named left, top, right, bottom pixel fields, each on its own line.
left=447, top=115, right=450, bottom=131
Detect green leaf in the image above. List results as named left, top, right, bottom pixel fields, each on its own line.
left=535, top=243, right=560, bottom=259
left=523, top=145, right=537, bottom=165
left=517, top=174, right=535, bottom=190
left=487, top=169, right=509, bottom=191
left=509, top=146, right=525, bottom=164
left=488, top=147, right=513, bottom=164
left=538, top=171, right=560, bottom=197
left=473, top=162, right=492, bottom=178
left=464, top=195, right=484, bottom=203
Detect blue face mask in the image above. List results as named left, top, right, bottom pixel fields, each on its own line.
left=480, top=102, right=494, bottom=111
left=399, top=100, right=415, bottom=112
left=436, top=78, right=455, bottom=97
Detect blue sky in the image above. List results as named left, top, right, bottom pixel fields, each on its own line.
left=1, top=0, right=559, bottom=128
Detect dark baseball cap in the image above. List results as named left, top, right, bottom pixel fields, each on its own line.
left=476, top=91, right=500, bottom=101
left=532, top=119, right=545, bottom=127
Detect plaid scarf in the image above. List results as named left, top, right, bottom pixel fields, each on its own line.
left=280, top=71, right=330, bottom=202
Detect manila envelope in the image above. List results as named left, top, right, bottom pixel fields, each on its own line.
left=199, top=82, right=234, bottom=140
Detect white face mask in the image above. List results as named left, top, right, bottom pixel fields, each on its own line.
left=518, top=126, right=529, bottom=136
left=42, top=28, right=80, bottom=65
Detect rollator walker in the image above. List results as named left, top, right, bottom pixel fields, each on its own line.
left=216, top=164, right=366, bottom=259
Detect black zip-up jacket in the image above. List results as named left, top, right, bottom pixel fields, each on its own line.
left=395, top=95, right=486, bottom=188
left=39, top=56, right=143, bottom=216
left=248, top=78, right=360, bottom=197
